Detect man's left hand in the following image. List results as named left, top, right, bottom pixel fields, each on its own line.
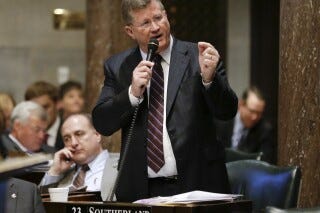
left=198, top=42, right=219, bottom=83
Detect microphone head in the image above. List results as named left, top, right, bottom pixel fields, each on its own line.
left=148, top=38, right=159, bottom=53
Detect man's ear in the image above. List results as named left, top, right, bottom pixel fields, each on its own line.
left=124, top=26, right=135, bottom=40
left=56, top=100, right=63, bottom=111
left=239, top=99, right=245, bottom=108
left=13, top=121, right=21, bottom=130
left=95, top=131, right=102, bottom=143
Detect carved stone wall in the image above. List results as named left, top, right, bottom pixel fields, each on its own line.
left=279, top=0, right=320, bottom=207
left=85, top=0, right=133, bottom=152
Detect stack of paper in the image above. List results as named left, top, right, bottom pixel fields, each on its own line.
left=0, top=153, right=52, bottom=178
left=134, top=190, right=242, bottom=205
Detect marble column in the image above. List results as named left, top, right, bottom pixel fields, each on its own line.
left=85, top=0, right=133, bottom=152
left=279, top=0, right=320, bottom=207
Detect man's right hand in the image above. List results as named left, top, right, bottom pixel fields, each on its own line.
left=131, top=60, right=154, bottom=97
left=48, top=148, right=74, bottom=176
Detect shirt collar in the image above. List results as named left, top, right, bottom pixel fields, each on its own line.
left=86, top=150, right=109, bottom=172
left=140, top=35, right=173, bottom=65
left=8, top=134, right=30, bottom=154
left=47, top=116, right=61, bottom=136
left=234, top=112, right=246, bottom=132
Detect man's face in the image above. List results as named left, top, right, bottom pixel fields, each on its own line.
left=61, top=115, right=102, bottom=165
left=31, top=95, right=58, bottom=129
left=61, top=88, right=84, bottom=117
left=13, top=116, right=48, bottom=152
left=124, top=0, right=171, bottom=53
left=239, top=92, right=265, bottom=129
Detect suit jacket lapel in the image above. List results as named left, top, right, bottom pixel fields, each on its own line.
left=166, top=39, right=189, bottom=118
left=2, top=134, right=22, bottom=153
left=58, top=167, right=77, bottom=188
left=119, top=47, right=142, bottom=88
left=118, top=43, right=188, bottom=119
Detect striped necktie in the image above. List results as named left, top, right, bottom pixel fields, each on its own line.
left=147, top=54, right=165, bottom=173
left=71, top=164, right=89, bottom=191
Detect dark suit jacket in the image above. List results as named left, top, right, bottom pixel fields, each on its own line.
left=92, top=38, right=238, bottom=201
left=4, top=178, right=45, bottom=213
left=53, top=118, right=64, bottom=151
left=0, top=133, right=56, bottom=155
left=215, top=117, right=276, bottom=164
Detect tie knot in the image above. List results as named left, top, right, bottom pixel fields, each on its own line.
left=153, top=54, right=162, bottom=63
left=81, top=164, right=89, bottom=172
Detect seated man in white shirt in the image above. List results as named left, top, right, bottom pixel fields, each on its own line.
left=39, top=113, right=117, bottom=193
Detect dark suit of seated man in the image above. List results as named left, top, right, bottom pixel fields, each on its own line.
left=0, top=178, right=45, bottom=213
left=215, top=86, right=276, bottom=164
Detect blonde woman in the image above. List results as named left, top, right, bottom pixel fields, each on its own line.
left=0, top=92, right=16, bottom=131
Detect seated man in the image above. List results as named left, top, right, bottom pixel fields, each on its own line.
left=0, top=113, right=45, bottom=213
left=1, top=178, right=45, bottom=213
left=215, top=86, right=276, bottom=164
left=0, top=101, right=55, bottom=155
left=39, top=113, right=117, bottom=193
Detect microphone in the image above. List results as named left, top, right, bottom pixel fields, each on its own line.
left=146, top=38, right=159, bottom=61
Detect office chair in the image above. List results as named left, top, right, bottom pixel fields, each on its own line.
left=266, top=206, right=320, bottom=213
left=225, top=148, right=263, bottom=162
left=226, top=160, right=301, bottom=212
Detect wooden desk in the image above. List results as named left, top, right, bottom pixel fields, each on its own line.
left=43, top=199, right=252, bottom=213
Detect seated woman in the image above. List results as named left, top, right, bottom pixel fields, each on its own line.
left=0, top=92, right=16, bottom=132
left=58, top=81, right=85, bottom=120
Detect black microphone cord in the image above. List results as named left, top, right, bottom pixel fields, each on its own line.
left=107, top=38, right=159, bottom=201
left=107, top=98, right=141, bottom=201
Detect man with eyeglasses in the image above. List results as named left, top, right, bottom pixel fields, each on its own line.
left=0, top=101, right=55, bottom=155
left=215, top=86, right=276, bottom=164
left=92, top=0, right=238, bottom=202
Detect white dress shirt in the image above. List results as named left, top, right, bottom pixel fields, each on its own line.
left=231, top=112, right=247, bottom=148
left=46, top=116, right=61, bottom=147
left=8, top=134, right=30, bottom=154
left=129, top=36, right=178, bottom=178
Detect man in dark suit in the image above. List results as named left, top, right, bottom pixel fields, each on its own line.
left=215, top=86, right=276, bottom=164
left=92, top=0, right=238, bottom=202
left=1, top=178, right=45, bottom=213
left=1, top=101, right=55, bottom=155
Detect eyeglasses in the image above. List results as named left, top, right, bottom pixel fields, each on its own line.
left=130, top=13, right=165, bottom=30
left=244, top=105, right=264, bottom=117
left=28, top=123, right=47, bottom=134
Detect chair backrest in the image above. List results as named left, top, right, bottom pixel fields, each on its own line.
left=226, top=160, right=301, bottom=212
left=225, top=148, right=263, bottom=162
left=266, top=206, right=320, bottom=213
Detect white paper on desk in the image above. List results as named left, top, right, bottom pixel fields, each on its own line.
left=133, top=190, right=242, bottom=205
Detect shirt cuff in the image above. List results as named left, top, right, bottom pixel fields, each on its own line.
left=42, top=172, right=63, bottom=185
left=202, top=79, right=213, bottom=89
left=128, top=85, right=144, bottom=106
